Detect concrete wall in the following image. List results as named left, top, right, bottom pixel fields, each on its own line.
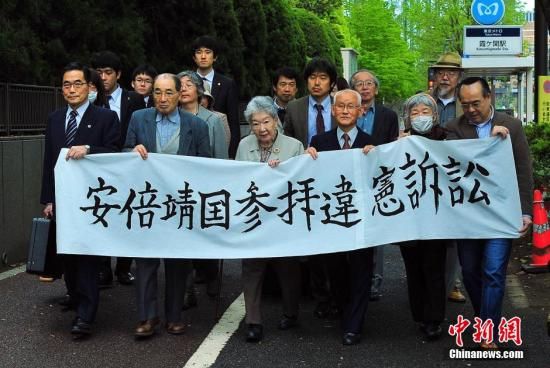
left=0, top=136, right=44, bottom=270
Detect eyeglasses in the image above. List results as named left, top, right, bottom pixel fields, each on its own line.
left=135, top=78, right=153, bottom=84
left=62, top=81, right=87, bottom=90
left=460, top=101, right=482, bottom=110
left=153, top=90, right=177, bottom=98
left=334, top=104, right=360, bottom=111
left=436, top=70, right=459, bottom=78
left=354, top=80, right=376, bottom=88
left=180, top=83, right=196, bottom=91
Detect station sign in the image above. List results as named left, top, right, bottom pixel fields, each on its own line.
left=463, top=25, right=522, bottom=56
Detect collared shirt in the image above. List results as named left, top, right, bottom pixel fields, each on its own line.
left=107, top=85, right=122, bottom=120
left=307, top=95, right=331, bottom=145
left=144, top=96, right=150, bottom=106
left=337, top=126, right=358, bottom=149
left=65, top=100, right=90, bottom=130
left=156, top=109, right=180, bottom=149
left=356, top=104, right=376, bottom=135
left=437, top=97, right=457, bottom=127
left=197, top=69, right=215, bottom=91
left=468, top=106, right=494, bottom=139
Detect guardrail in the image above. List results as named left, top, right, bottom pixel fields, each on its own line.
left=0, top=83, right=64, bottom=136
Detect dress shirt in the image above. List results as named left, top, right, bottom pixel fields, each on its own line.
left=107, top=85, right=122, bottom=120
left=156, top=109, right=181, bottom=149
left=437, top=97, right=457, bottom=127
left=65, top=100, right=90, bottom=130
left=356, top=104, right=375, bottom=135
left=469, top=106, right=494, bottom=139
left=337, top=126, right=358, bottom=149
left=307, top=95, right=331, bottom=144
left=197, top=69, right=215, bottom=88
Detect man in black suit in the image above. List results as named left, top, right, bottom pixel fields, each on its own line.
left=192, top=35, right=238, bottom=158
left=91, top=50, right=143, bottom=286
left=272, top=66, right=299, bottom=129
left=350, top=69, right=399, bottom=301
left=306, top=89, right=375, bottom=345
left=41, top=62, right=120, bottom=339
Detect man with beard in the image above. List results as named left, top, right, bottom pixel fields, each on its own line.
left=430, top=52, right=467, bottom=304
left=430, top=52, right=464, bottom=127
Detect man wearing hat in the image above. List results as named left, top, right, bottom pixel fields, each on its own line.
left=431, top=52, right=464, bottom=128
left=431, top=51, right=466, bottom=305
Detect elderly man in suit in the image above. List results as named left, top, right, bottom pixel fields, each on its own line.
left=125, top=73, right=211, bottom=338
left=91, top=50, right=146, bottom=286
left=306, top=89, right=375, bottom=345
left=41, top=62, right=120, bottom=339
left=350, top=69, right=399, bottom=301
left=446, top=77, right=533, bottom=349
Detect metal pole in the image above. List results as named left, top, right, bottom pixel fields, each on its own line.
left=534, top=0, right=549, bottom=122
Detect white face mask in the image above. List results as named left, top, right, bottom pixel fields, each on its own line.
left=411, top=115, right=433, bottom=134
left=88, top=91, right=98, bottom=103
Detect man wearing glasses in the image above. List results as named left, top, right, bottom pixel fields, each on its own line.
left=124, top=73, right=211, bottom=338
left=131, top=64, right=158, bottom=108
left=430, top=52, right=468, bottom=305
left=350, top=69, right=399, bottom=302
left=430, top=52, right=464, bottom=127
left=41, top=62, right=120, bottom=339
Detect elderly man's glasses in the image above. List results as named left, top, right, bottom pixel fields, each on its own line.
left=436, top=70, right=459, bottom=78
left=334, top=104, right=360, bottom=111
left=62, top=81, right=87, bottom=90
left=460, top=101, right=482, bottom=110
left=153, top=90, right=177, bottom=98
left=354, top=80, right=376, bottom=88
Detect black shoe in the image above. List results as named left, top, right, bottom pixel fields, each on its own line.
left=278, top=315, right=298, bottom=330
left=342, top=332, right=361, bottom=346
left=182, top=287, right=198, bottom=310
left=71, top=317, right=91, bottom=338
left=314, top=302, right=331, bottom=319
left=115, top=271, right=135, bottom=285
left=98, top=270, right=113, bottom=288
left=245, top=324, right=263, bottom=343
left=421, top=322, right=442, bottom=340
left=369, top=286, right=381, bottom=301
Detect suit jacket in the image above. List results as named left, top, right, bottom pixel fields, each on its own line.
left=118, top=89, right=146, bottom=148
left=124, top=107, right=211, bottom=158
left=40, top=104, right=120, bottom=205
left=370, top=103, right=399, bottom=146
left=283, top=95, right=337, bottom=148
left=196, top=106, right=229, bottom=159
left=211, top=72, right=240, bottom=158
left=309, top=127, right=373, bottom=152
left=235, top=133, right=304, bottom=163
left=446, top=111, right=533, bottom=216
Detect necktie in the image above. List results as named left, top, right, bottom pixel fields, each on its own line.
left=105, top=95, right=112, bottom=110
left=65, top=110, right=78, bottom=146
left=202, top=77, right=211, bottom=93
left=315, top=104, right=325, bottom=134
left=342, top=133, right=351, bottom=149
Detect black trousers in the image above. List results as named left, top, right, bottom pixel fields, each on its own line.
left=399, top=240, right=447, bottom=324
left=342, top=247, right=374, bottom=334
left=63, top=254, right=100, bottom=323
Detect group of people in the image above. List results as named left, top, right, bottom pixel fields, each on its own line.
left=40, top=34, right=533, bottom=350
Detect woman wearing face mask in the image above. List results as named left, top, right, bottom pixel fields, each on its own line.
left=398, top=93, right=448, bottom=341
left=87, top=68, right=107, bottom=107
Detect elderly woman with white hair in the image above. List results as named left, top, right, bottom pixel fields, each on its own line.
left=236, top=96, right=304, bottom=343
left=399, top=92, right=448, bottom=341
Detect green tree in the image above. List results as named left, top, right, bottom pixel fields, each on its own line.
left=291, top=0, right=343, bottom=17
left=234, top=0, right=269, bottom=98
left=291, top=8, right=343, bottom=72
left=261, top=0, right=307, bottom=82
left=348, top=0, right=421, bottom=102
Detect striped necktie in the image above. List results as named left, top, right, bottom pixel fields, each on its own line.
left=65, top=110, right=78, bottom=146
left=315, top=104, right=325, bottom=134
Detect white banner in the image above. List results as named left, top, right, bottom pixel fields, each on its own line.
left=55, top=136, right=522, bottom=259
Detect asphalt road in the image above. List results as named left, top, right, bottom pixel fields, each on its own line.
left=1, top=244, right=549, bottom=368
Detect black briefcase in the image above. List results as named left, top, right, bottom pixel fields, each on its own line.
left=26, top=218, right=62, bottom=277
